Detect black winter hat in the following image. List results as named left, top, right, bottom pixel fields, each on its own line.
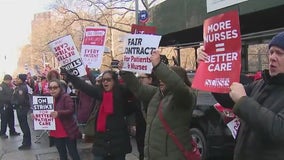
left=3, top=74, right=12, bottom=80
left=269, top=31, right=284, bottom=50
left=160, top=55, right=169, bottom=65
left=18, top=74, right=27, bottom=82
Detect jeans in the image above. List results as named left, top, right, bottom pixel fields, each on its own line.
left=53, top=137, right=81, bottom=160
left=93, top=154, right=126, bottom=160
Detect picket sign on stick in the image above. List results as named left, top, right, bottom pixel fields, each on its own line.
left=48, top=35, right=86, bottom=77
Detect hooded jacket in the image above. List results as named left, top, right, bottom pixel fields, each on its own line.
left=53, top=92, right=81, bottom=140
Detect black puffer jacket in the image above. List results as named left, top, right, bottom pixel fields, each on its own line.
left=68, top=76, right=132, bottom=157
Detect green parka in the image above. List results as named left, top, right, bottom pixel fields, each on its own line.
left=120, top=62, right=196, bottom=160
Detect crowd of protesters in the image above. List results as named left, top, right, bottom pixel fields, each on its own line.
left=197, top=31, right=284, bottom=160
left=0, top=70, right=83, bottom=159
left=1, top=31, right=283, bottom=160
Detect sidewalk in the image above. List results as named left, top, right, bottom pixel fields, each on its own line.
left=0, top=112, right=139, bottom=160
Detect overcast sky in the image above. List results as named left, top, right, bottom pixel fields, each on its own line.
left=0, top=0, right=50, bottom=76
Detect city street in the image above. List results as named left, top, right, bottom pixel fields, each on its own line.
left=0, top=112, right=139, bottom=160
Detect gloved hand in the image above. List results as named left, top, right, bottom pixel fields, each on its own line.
left=85, top=65, right=91, bottom=75
left=60, top=67, right=69, bottom=76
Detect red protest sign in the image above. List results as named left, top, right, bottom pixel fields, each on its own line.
left=82, top=27, right=107, bottom=46
left=131, top=24, right=156, bottom=34
left=192, top=10, right=241, bottom=93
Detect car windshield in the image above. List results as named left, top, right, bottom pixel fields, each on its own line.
left=187, top=71, right=217, bottom=106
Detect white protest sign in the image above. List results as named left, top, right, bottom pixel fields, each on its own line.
left=227, top=117, right=240, bottom=139
left=122, top=34, right=161, bottom=74
left=48, top=35, right=87, bottom=77
left=33, top=96, right=55, bottom=130
left=206, top=0, right=248, bottom=13
left=81, top=26, right=107, bottom=68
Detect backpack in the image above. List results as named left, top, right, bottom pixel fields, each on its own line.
left=83, top=100, right=101, bottom=142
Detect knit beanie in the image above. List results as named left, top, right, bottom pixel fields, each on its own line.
left=18, top=74, right=27, bottom=82
left=269, top=31, right=284, bottom=50
left=3, top=74, right=12, bottom=81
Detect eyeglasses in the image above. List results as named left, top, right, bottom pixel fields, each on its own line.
left=48, top=86, right=59, bottom=90
left=138, top=76, right=149, bottom=79
left=102, top=78, right=113, bottom=82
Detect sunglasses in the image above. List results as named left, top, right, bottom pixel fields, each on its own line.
left=102, top=78, right=113, bottom=82
left=48, top=86, right=59, bottom=90
left=138, top=76, right=149, bottom=79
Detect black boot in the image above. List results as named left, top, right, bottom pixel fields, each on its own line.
left=10, top=132, right=20, bottom=136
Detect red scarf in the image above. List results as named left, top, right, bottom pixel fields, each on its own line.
left=96, top=91, right=114, bottom=132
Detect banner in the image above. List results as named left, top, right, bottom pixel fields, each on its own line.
left=207, top=0, right=248, bottom=13
left=33, top=96, right=55, bottom=130
left=122, top=34, right=161, bottom=74
left=81, top=26, right=107, bottom=68
left=192, top=10, right=241, bottom=93
left=48, top=35, right=86, bottom=77
left=131, top=24, right=156, bottom=34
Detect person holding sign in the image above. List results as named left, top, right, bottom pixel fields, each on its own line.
left=48, top=79, right=81, bottom=160
left=119, top=50, right=197, bottom=160
left=132, top=73, right=158, bottom=160
left=61, top=69, right=133, bottom=160
left=197, top=32, right=284, bottom=160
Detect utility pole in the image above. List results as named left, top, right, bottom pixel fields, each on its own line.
left=135, top=0, right=139, bottom=24
left=3, top=55, right=7, bottom=75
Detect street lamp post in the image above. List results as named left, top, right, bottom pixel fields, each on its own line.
left=121, top=0, right=138, bottom=23
left=3, top=55, right=7, bottom=74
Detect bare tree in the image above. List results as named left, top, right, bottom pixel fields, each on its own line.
left=16, top=0, right=168, bottom=73
left=50, top=0, right=136, bottom=33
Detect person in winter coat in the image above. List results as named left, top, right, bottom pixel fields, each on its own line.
left=47, top=69, right=61, bottom=82
left=197, top=31, right=284, bottom=160
left=0, top=74, right=20, bottom=138
left=33, top=75, right=49, bottom=96
left=134, top=72, right=157, bottom=160
left=11, top=74, right=32, bottom=150
left=76, top=76, right=96, bottom=124
left=48, top=79, right=81, bottom=160
left=62, top=69, right=132, bottom=160
left=119, top=50, right=197, bottom=160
